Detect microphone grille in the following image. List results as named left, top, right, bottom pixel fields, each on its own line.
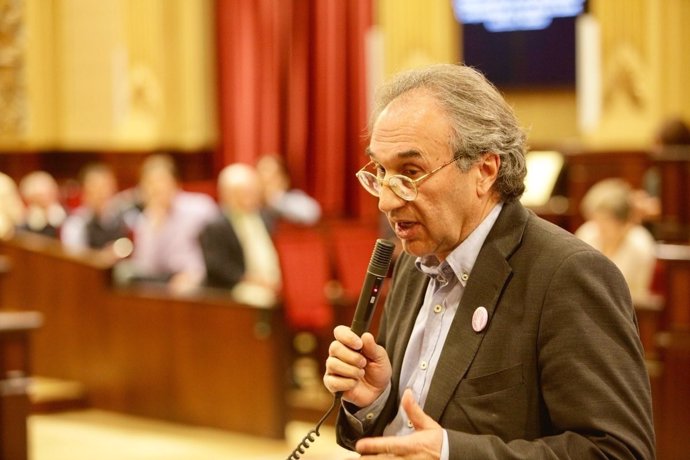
left=368, top=239, right=395, bottom=277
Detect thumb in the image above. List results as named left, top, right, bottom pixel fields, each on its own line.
left=359, top=332, right=383, bottom=360
left=401, top=388, right=441, bottom=430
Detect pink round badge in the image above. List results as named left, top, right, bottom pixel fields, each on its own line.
left=472, top=306, right=488, bottom=332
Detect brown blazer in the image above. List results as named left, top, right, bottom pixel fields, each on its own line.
left=337, top=201, right=655, bottom=459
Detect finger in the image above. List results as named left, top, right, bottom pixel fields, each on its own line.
left=333, top=324, right=363, bottom=350
left=401, top=388, right=441, bottom=430
left=323, top=351, right=367, bottom=394
left=324, top=355, right=365, bottom=380
left=357, top=432, right=441, bottom=458
left=359, top=332, right=376, bottom=353
left=356, top=436, right=402, bottom=456
left=357, top=455, right=398, bottom=459
left=355, top=436, right=387, bottom=455
left=328, top=340, right=368, bottom=368
left=359, top=332, right=387, bottom=362
left=322, top=371, right=358, bottom=394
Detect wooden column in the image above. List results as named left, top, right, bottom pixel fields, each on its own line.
left=0, top=311, right=42, bottom=460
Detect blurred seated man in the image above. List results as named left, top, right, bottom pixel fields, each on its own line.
left=575, top=178, right=657, bottom=302
left=17, top=170, right=66, bottom=238
left=61, top=163, right=135, bottom=259
left=0, top=172, right=25, bottom=240
left=199, top=163, right=281, bottom=308
left=114, top=154, right=218, bottom=294
left=255, top=153, right=321, bottom=232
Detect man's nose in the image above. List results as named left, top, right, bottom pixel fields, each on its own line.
left=378, top=184, right=405, bottom=213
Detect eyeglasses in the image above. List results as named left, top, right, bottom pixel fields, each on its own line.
left=356, top=155, right=461, bottom=202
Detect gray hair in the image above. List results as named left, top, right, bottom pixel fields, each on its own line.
left=370, top=64, right=527, bottom=201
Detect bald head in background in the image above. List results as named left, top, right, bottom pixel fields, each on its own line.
left=199, top=163, right=281, bottom=308
left=217, top=163, right=264, bottom=215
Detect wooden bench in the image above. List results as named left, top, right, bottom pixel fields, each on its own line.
left=0, top=233, right=288, bottom=439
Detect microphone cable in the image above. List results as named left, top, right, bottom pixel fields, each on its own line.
left=285, top=393, right=340, bottom=460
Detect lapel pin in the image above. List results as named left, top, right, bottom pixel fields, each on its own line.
left=472, top=306, right=488, bottom=332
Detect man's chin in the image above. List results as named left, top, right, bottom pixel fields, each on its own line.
left=400, top=240, right=429, bottom=258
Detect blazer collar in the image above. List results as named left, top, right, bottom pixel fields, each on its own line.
left=423, top=200, right=529, bottom=420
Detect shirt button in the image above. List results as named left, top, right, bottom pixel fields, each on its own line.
left=433, top=304, right=443, bottom=313
left=461, top=273, right=469, bottom=281
left=420, top=361, right=428, bottom=370
left=365, top=412, right=374, bottom=420
left=407, top=420, right=414, bottom=428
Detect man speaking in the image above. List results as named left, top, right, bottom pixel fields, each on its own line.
left=323, top=64, right=655, bottom=459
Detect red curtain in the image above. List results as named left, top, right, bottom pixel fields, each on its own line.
left=215, top=0, right=376, bottom=220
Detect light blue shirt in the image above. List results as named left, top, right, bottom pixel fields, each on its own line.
left=347, top=202, right=503, bottom=459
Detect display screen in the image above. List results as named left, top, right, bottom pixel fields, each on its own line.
left=453, top=0, right=587, bottom=88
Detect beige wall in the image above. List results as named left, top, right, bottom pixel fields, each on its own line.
left=504, top=90, right=579, bottom=149
left=588, top=0, right=690, bottom=148
left=6, top=0, right=217, bottom=151
left=24, top=0, right=57, bottom=148
left=376, top=0, right=460, bottom=75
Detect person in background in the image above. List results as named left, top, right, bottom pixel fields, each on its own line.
left=575, top=178, right=657, bottom=302
left=323, top=64, right=654, bottom=459
left=17, top=170, right=66, bottom=238
left=60, top=163, right=135, bottom=258
left=255, top=153, right=321, bottom=231
left=0, top=172, right=25, bottom=240
left=199, top=163, right=281, bottom=308
left=114, top=154, right=218, bottom=294
left=639, top=116, right=690, bottom=223
left=653, top=116, right=690, bottom=147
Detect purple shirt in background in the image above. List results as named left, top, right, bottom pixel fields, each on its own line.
left=131, top=191, right=218, bottom=279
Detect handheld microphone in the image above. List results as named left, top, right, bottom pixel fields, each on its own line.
left=336, top=238, right=394, bottom=397
left=286, top=238, right=395, bottom=460
left=349, top=238, right=396, bottom=336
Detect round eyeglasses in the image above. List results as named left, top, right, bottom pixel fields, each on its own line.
left=355, top=155, right=461, bottom=202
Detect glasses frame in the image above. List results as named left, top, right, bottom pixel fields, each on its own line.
left=356, top=154, right=461, bottom=202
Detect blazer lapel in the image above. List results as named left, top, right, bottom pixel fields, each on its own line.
left=424, top=201, right=529, bottom=421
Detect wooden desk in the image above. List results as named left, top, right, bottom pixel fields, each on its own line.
left=656, top=330, right=690, bottom=460
left=0, top=311, right=42, bottom=460
left=0, top=234, right=288, bottom=439
left=657, top=244, right=690, bottom=331
left=653, top=244, right=690, bottom=459
left=101, top=288, right=287, bottom=438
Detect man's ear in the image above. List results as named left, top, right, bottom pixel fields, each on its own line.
left=477, top=152, right=500, bottom=196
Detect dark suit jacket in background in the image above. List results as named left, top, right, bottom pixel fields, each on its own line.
left=198, top=214, right=246, bottom=289
left=337, top=200, right=655, bottom=459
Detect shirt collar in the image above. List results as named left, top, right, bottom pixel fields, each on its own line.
left=415, top=202, right=503, bottom=287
